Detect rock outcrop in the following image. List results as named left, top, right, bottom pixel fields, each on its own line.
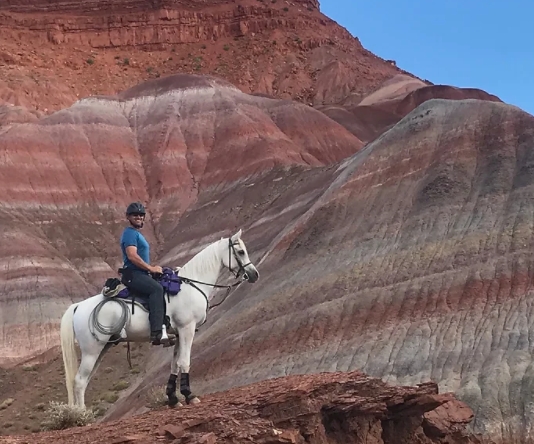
left=0, top=371, right=481, bottom=444
left=0, top=2, right=323, bottom=46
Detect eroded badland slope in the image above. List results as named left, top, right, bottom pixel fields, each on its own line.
left=0, top=1, right=526, bottom=442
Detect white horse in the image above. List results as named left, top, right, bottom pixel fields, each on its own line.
left=60, top=229, right=259, bottom=408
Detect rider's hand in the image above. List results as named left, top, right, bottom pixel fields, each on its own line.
left=150, top=265, right=163, bottom=274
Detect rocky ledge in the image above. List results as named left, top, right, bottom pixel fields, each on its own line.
left=0, top=371, right=481, bottom=444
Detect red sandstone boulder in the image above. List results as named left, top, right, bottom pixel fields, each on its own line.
left=0, top=371, right=481, bottom=444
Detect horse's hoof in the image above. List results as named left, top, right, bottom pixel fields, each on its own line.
left=186, top=395, right=200, bottom=405
left=167, top=394, right=180, bottom=407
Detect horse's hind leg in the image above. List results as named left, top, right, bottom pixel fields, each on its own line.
left=74, top=340, right=109, bottom=407
left=89, top=342, right=112, bottom=381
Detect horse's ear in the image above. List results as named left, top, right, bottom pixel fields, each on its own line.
left=231, top=229, right=242, bottom=241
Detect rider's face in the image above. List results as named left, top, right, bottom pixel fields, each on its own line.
left=128, top=213, right=145, bottom=228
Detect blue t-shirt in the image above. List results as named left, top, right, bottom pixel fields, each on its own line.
left=120, top=227, right=150, bottom=272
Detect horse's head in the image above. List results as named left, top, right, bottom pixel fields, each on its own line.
left=222, top=229, right=260, bottom=283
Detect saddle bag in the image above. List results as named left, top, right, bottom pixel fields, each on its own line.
left=102, top=277, right=127, bottom=298
left=159, top=267, right=182, bottom=295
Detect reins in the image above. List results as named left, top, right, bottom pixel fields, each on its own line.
left=179, top=276, right=244, bottom=310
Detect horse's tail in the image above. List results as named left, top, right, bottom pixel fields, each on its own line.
left=60, top=303, right=79, bottom=406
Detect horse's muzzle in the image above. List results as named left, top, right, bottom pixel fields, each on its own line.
left=244, top=266, right=259, bottom=283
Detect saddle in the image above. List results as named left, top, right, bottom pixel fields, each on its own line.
left=102, top=279, right=150, bottom=311
left=102, top=267, right=182, bottom=313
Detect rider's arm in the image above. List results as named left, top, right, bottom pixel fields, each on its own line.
left=125, top=246, right=156, bottom=273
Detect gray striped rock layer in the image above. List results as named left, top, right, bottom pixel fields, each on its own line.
left=110, top=98, right=534, bottom=443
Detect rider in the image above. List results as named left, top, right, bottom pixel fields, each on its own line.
left=120, top=201, right=170, bottom=346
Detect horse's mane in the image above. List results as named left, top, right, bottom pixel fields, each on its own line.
left=178, top=238, right=225, bottom=278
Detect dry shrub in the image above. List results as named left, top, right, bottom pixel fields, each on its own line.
left=113, top=380, right=130, bottom=391
left=100, top=391, right=119, bottom=403
left=40, top=401, right=95, bottom=431
left=146, top=385, right=168, bottom=408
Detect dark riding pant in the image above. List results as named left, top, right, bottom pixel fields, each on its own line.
left=121, top=269, right=165, bottom=334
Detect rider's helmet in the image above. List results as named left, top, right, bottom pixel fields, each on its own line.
left=126, top=201, right=146, bottom=216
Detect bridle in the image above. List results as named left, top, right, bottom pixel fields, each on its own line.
left=228, top=238, right=253, bottom=279
left=177, top=238, right=252, bottom=311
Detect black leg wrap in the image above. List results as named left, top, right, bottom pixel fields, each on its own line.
left=166, top=374, right=179, bottom=407
left=180, top=372, right=191, bottom=398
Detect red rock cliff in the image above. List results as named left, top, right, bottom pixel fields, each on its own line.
left=0, top=0, right=410, bottom=111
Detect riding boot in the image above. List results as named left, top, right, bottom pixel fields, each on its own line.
left=150, top=330, right=162, bottom=345
left=150, top=329, right=176, bottom=347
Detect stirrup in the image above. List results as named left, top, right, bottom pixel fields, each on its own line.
left=151, top=325, right=176, bottom=347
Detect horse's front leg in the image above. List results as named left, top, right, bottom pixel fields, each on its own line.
left=166, top=341, right=182, bottom=407
left=177, top=322, right=200, bottom=404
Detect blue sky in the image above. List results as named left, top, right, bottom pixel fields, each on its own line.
left=320, top=1, right=533, bottom=116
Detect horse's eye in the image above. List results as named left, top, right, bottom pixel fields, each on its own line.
left=238, top=250, right=245, bottom=256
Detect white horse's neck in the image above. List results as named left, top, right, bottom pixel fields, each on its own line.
left=177, top=238, right=226, bottom=300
